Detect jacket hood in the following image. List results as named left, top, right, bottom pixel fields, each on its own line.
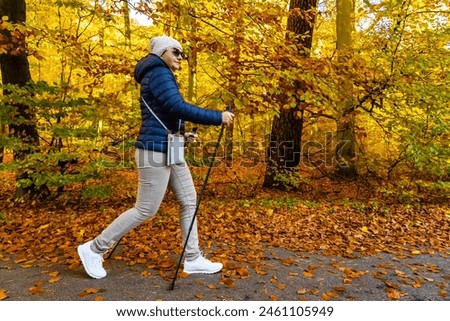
left=134, top=54, right=168, bottom=84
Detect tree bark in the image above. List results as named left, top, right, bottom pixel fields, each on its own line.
left=335, top=0, right=357, bottom=178
left=121, top=0, right=132, bottom=49
left=263, top=0, right=317, bottom=190
left=0, top=0, right=40, bottom=198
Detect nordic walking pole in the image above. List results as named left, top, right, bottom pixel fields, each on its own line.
left=169, top=105, right=231, bottom=290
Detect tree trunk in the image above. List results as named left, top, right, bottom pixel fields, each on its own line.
left=0, top=0, right=40, bottom=198
left=263, top=0, right=317, bottom=190
left=121, top=0, right=131, bottom=49
left=186, top=5, right=197, bottom=103
left=222, top=0, right=246, bottom=167
left=335, top=0, right=357, bottom=178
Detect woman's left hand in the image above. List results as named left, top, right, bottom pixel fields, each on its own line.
left=184, top=132, right=198, bottom=143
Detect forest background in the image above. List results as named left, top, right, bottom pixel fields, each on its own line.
left=0, top=0, right=449, bottom=301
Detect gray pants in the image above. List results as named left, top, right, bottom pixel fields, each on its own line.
left=91, top=148, right=200, bottom=261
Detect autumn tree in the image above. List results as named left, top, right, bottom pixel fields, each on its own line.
left=1, top=0, right=448, bottom=202
left=362, top=0, right=450, bottom=181
left=0, top=0, right=144, bottom=200
left=263, top=0, right=318, bottom=190
left=0, top=0, right=40, bottom=198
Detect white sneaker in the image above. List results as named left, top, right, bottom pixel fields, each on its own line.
left=77, top=241, right=107, bottom=279
left=183, top=255, right=223, bottom=274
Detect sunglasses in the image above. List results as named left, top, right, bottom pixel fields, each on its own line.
left=171, top=48, right=184, bottom=59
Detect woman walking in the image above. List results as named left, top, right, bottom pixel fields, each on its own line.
left=77, top=35, right=234, bottom=279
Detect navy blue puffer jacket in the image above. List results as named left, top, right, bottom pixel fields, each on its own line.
left=134, top=54, right=222, bottom=152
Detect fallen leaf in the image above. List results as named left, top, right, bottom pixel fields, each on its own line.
left=297, top=288, right=307, bottom=295
left=38, top=223, right=50, bottom=230
left=333, top=286, right=347, bottom=292
left=386, top=287, right=407, bottom=300
left=179, top=271, right=189, bottom=279
left=79, top=288, right=101, bottom=297
left=394, top=270, right=407, bottom=278
left=322, top=291, right=340, bottom=300
left=385, top=281, right=399, bottom=289
left=0, top=289, right=8, bottom=300
left=281, top=257, right=294, bottom=266
left=160, top=259, right=175, bottom=269
left=221, top=278, right=235, bottom=288
left=435, top=281, right=448, bottom=288
left=255, top=266, right=268, bottom=275
left=237, top=267, right=249, bottom=278
left=310, top=288, right=319, bottom=295
left=28, top=286, right=45, bottom=295
left=140, top=271, right=151, bottom=277
left=276, top=284, right=286, bottom=290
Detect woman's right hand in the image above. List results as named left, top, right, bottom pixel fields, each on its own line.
left=222, top=111, right=234, bottom=127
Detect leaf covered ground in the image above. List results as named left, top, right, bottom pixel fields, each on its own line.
left=0, top=165, right=449, bottom=301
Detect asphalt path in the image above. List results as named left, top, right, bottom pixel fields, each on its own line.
left=1, top=247, right=449, bottom=301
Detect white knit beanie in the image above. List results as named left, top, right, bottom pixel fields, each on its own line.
left=150, top=35, right=182, bottom=57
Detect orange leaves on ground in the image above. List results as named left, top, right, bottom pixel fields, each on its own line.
left=281, top=257, right=295, bottom=266
left=303, top=264, right=323, bottom=278
left=342, top=268, right=368, bottom=279
left=385, top=287, right=408, bottom=300
left=224, top=261, right=250, bottom=279
left=48, top=277, right=61, bottom=284
left=140, top=270, right=152, bottom=277
left=384, top=281, right=408, bottom=300
left=332, top=286, right=347, bottom=293
left=254, top=265, right=268, bottom=275
left=303, top=270, right=314, bottom=278
left=0, top=289, right=8, bottom=300
left=178, top=271, right=189, bottom=279
left=276, top=283, right=286, bottom=290
left=28, top=280, right=45, bottom=295
left=47, top=271, right=61, bottom=283
left=1, top=166, right=450, bottom=300
left=220, top=277, right=236, bottom=288
left=321, top=290, right=340, bottom=300
left=297, top=288, right=307, bottom=295
left=79, top=287, right=105, bottom=298
left=438, top=289, right=448, bottom=298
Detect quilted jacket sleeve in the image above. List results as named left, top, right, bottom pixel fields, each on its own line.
left=147, top=66, right=222, bottom=126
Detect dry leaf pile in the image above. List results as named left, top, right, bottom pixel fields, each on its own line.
left=1, top=166, right=449, bottom=300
